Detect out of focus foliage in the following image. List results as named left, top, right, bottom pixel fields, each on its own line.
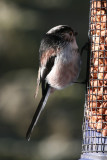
left=0, top=0, right=89, bottom=159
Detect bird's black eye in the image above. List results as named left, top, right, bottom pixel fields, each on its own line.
left=69, top=31, right=73, bottom=36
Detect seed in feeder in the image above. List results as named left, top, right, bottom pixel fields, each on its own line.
left=103, top=1, right=107, bottom=8
left=97, top=119, right=105, bottom=132
left=92, top=1, right=101, bottom=9
left=88, top=89, right=93, bottom=95
left=94, top=80, right=100, bottom=87
left=92, top=34, right=100, bottom=43
left=92, top=43, right=100, bottom=51
left=97, top=95, right=102, bottom=100
left=96, top=23, right=100, bottom=30
left=94, top=59, right=99, bottom=66
left=99, top=57, right=104, bottom=64
left=99, top=59, right=103, bottom=65
left=104, top=74, right=107, bottom=84
left=104, top=102, right=107, bottom=108
left=105, top=37, right=107, bottom=43
left=102, top=126, right=107, bottom=136
left=91, top=72, right=98, bottom=79
left=101, top=30, right=107, bottom=36
left=105, top=110, right=107, bottom=121
left=95, top=88, right=101, bottom=95
left=105, top=45, right=107, bottom=50
left=102, top=15, right=106, bottom=23
left=97, top=10, right=105, bottom=16
left=98, top=73, right=103, bottom=80
left=99, top=104, right=106, bottom=114
left=91, top=9, right=97, bottom=15
left=91, top=24, right=95, bottom=30
left=91, top=16, right=96, bottom=22
left=96, top=23, right=105, bottom=30
left=99, top=52, right=105, bottom=57
left=97, top=114, right=103, bottom=120
left=89, top=102, right=97, bottom=109
left=104, top=88, right=107, bottom=100
left=86, top=110, right=91, bottom=118
left=98, top=66, right=105, bottom=78
left=90, top=101, right=100, bottom=109
left=88, top=94, right=96, bottom=102
left=91, top=67, right=98, bottom=72
left=91, top=115, right=98, bottom=128
left=105, top=116, right=107, bottom=122
left=105, top=109, right=107, bottom=122
left=89, top=119, right=97, bottom=129
left=100, top=44, right=105, bottom=50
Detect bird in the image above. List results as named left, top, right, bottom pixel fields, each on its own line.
left=26, top=25, right=81, bottom=141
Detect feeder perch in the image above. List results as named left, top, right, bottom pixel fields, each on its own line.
left=80, top=0, right=107, bottom=159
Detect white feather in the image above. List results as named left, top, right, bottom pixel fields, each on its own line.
left=47, top=25, right=66, bottom=34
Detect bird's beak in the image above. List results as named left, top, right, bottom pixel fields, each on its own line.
left=74, top=31, right=78, bottom=36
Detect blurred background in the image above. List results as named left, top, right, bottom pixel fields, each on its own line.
left=0, top=0, right=89, bottom=160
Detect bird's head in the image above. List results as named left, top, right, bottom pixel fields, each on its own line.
left=46, top=25, right=78, bottom=41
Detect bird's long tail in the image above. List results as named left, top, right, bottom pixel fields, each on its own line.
left=26, top=85, right=51, bottom=141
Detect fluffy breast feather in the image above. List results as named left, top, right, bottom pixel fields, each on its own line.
left=46, top=45, right=81, bottom=90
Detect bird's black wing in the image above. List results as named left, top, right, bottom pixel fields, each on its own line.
left=41, top=55, right=56, bottom=96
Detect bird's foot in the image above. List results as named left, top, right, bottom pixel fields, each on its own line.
left=80, top=42, right=89, bottom=56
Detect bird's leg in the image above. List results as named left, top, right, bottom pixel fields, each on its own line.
left=74, top=80, right=87, bottom=85
left=80, top=42, right=89, bottom=56
left=78, top=42, right=90, bottom=85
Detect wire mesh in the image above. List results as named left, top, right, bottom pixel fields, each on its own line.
left=82, top=0, right=107, bottom=153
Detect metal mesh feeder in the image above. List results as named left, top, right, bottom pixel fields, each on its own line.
left=80, top=0, right=107, bottom=159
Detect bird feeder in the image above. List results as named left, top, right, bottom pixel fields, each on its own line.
left=80, top=0, right=107, bottom=159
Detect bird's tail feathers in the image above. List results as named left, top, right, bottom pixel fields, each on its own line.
left=26, top=85, right=51, bottom=141
left=35, top=68, right=41, bottom=99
